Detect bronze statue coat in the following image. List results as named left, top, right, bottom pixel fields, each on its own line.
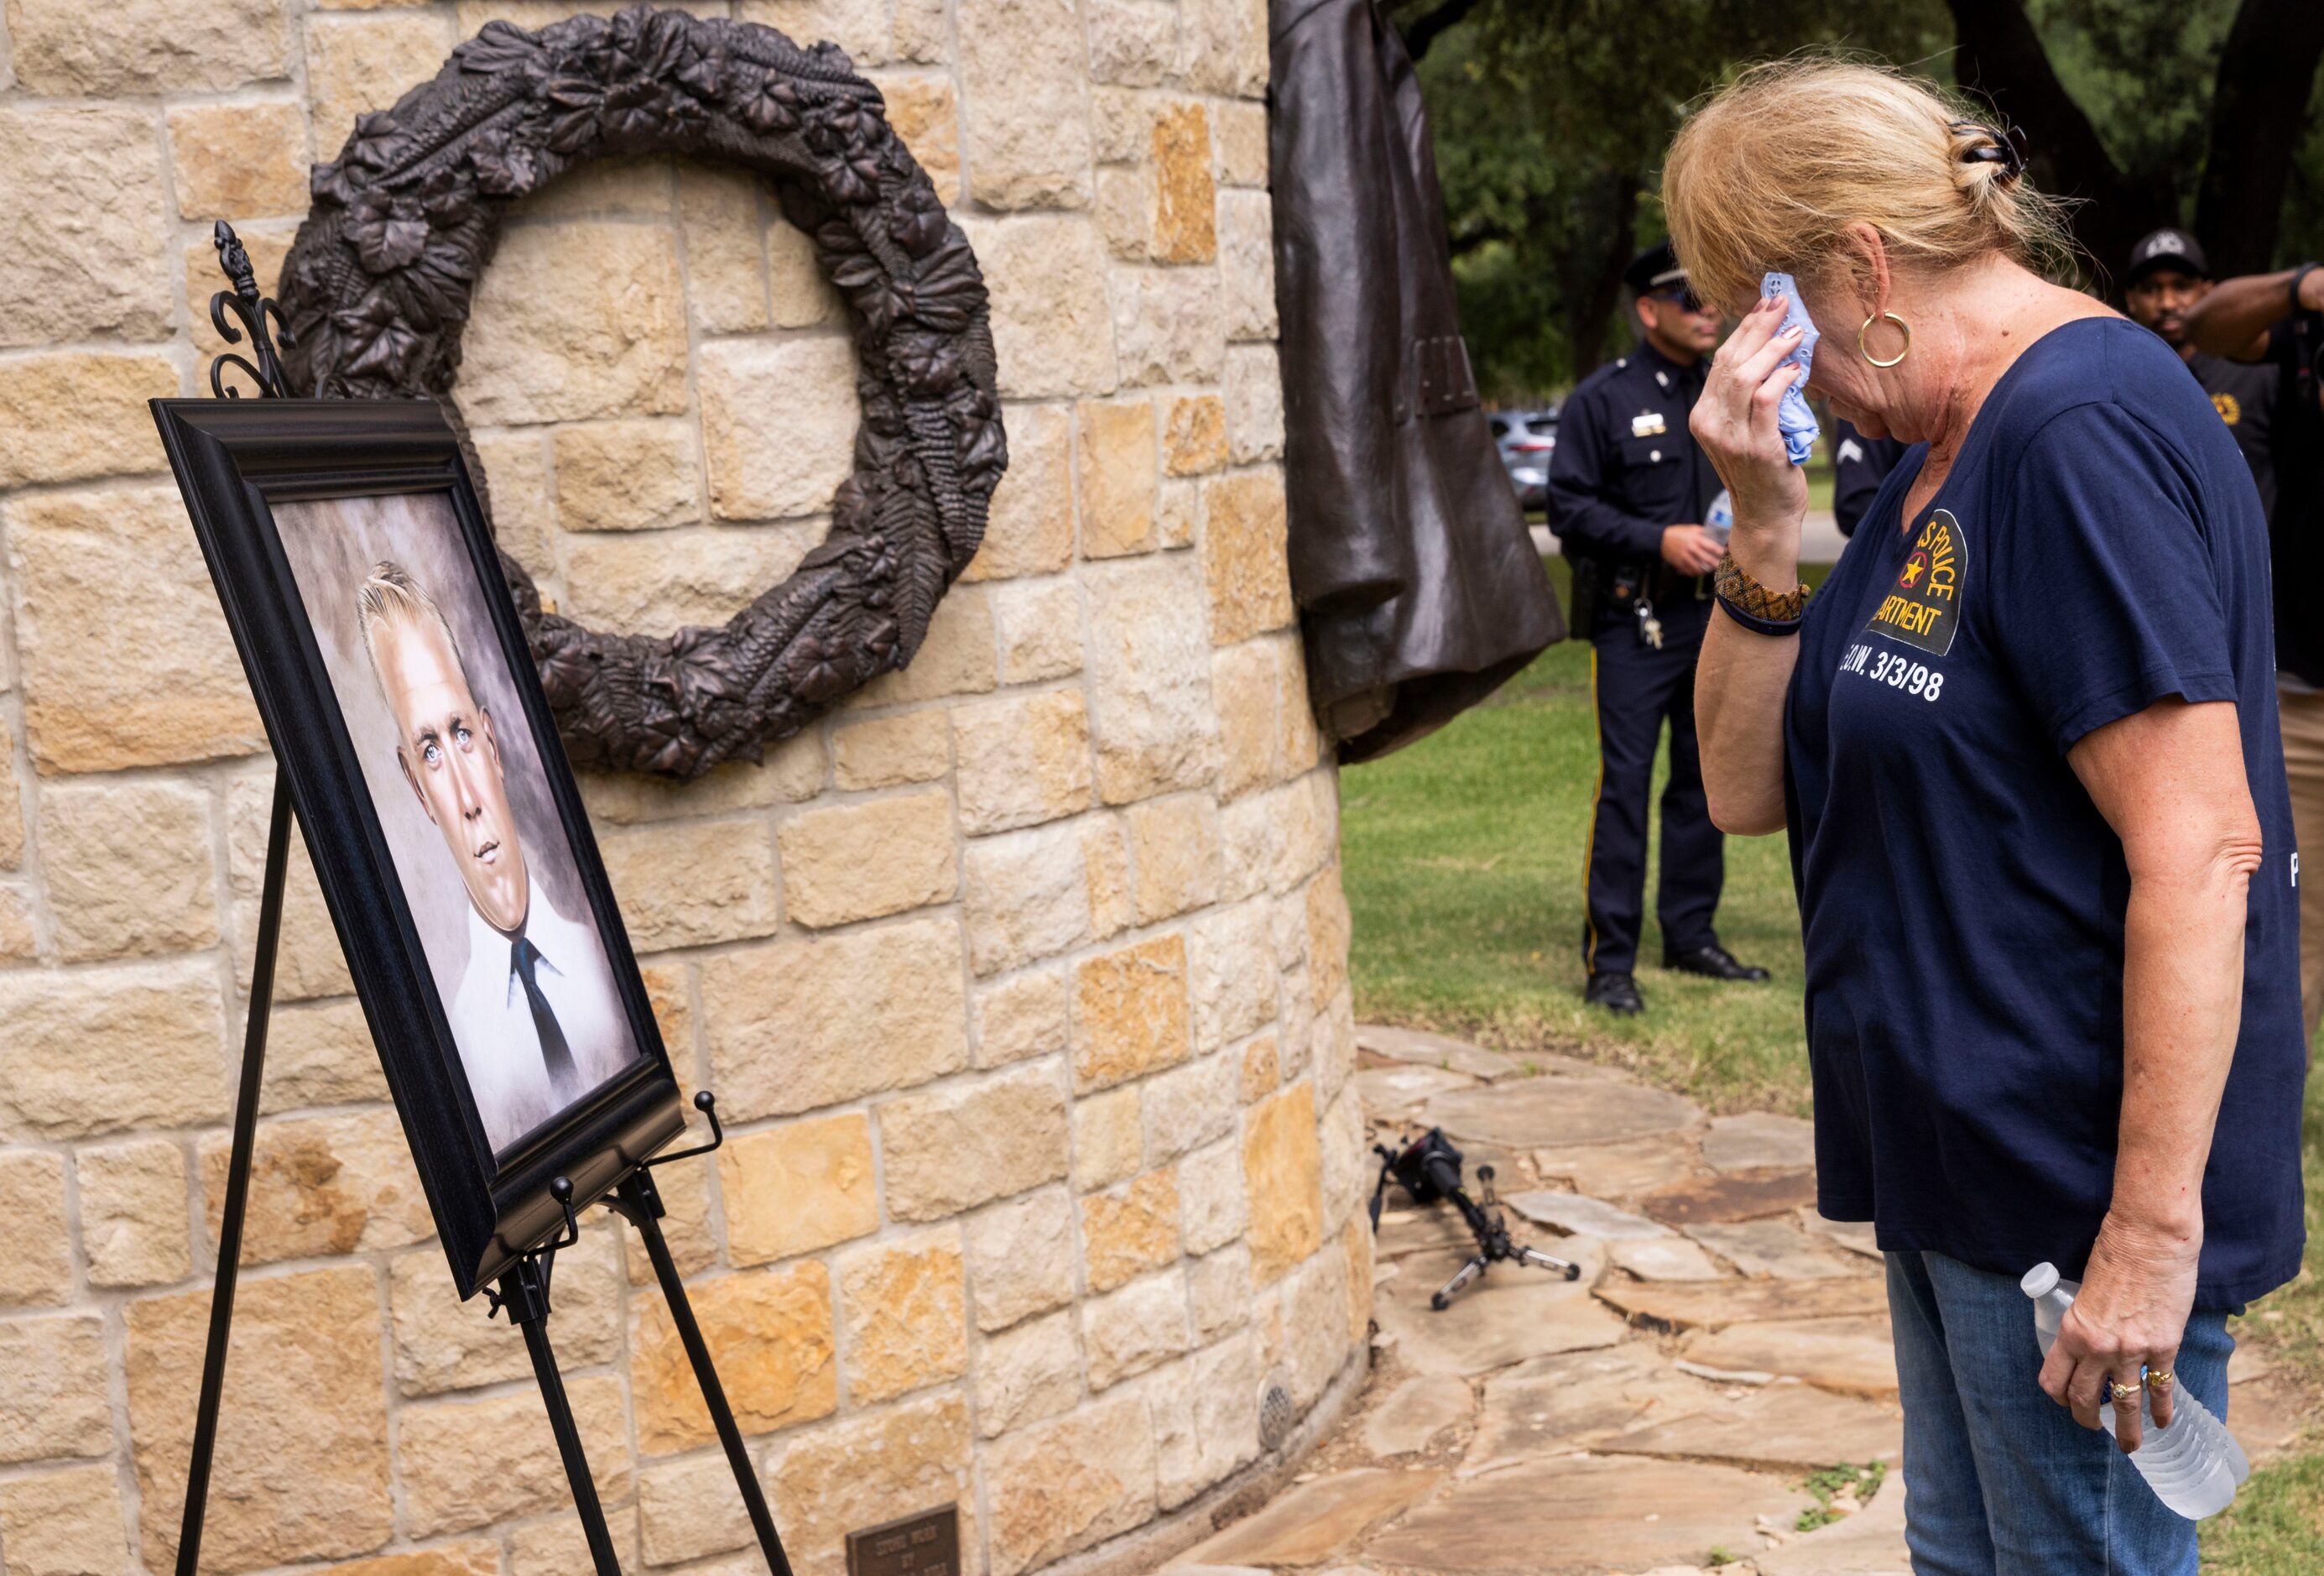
left=1269, top=0, right=1562, bottom=761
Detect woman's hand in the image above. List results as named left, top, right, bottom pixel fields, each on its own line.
left=1691, top=295, right=1811, bottom=583
left=2039, top=1212, right=2201, bottom=1451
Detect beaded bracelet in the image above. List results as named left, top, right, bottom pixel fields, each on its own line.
left=1712, top=549, right=1811, bottom=635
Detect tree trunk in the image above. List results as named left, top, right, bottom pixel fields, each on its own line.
left=2196, top=0, right=2324, bottom=276
left=1569, top=175, right=1639, bottom=380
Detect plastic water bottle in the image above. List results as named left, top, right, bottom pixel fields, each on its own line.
left=1705, top=488, right=1734, bottom=546
left=2022, top=1263, right=2249, bottom=1519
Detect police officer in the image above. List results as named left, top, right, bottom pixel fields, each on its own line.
left=1831, top=416, right=1906, bottom=538
left=2123, top=228, right=2278, bottom=519
left=1546, top=241, right=1769, bottom=1015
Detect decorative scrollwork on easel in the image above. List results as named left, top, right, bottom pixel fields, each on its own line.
left=207, top=222, right=295, bottom=401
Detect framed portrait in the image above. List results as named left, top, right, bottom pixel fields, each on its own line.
left=151, top=398, right=685, bottom=1297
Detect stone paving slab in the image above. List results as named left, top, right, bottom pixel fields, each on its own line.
left=1612, top=1236, right=1729, bottom=1281
left=1364, top=1373, right=1475, bottom=1456
left=1684, top=1220, right=1867, bottom=1281
left=1597, top=1377, right=1903, bottom=1472
left=1465, top=1347, right=1705, bottom=1468
left=1425, top=1078, right=1703, bottom=1151
left=1681, top=1317, right=1900, bottom=1399
left=1356, top=1062, right=1478, bottom=1112
left=1800, top=1211, right=1884, bottom=1260
left=1355, top=1024, right=1527, bottom=1081
left=1595, top=1277, right=1889, bottom=1333
left=1373, top=1206, right=1483, bottom=1260
left=1377, top=1242, right=1623, bottom=1376
left=1639, top=1168, right=1819, bottom=1225
left=1172, top=1467, right=1442, bottom=1568
left=1702, top=1112, right=1817, bottom=1173
left=1366, top=1454, right=1817, bottom=1573
left=1753, top=1474, right=1910, bottom=1574
left=1534, top=1132, right=1705, bottom=1202
left=1507, top=1190, right=1672, bottom=1240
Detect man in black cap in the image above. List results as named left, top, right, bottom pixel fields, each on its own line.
left=1545, top=239, right=1769, bottom=1015
left=2124, top=227, right=2277, bottom=518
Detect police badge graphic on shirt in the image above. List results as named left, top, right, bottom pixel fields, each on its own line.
left=1864, top=509, right=1962, bottom=656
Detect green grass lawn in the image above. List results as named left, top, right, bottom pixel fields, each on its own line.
left=1337, top=560, right=2322, bottom=1565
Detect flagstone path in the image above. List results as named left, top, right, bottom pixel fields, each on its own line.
left=1164, top=1026, right=2316, bottom=1576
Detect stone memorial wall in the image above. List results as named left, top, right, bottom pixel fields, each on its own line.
left=0, top=1, right=1368, bottom=1571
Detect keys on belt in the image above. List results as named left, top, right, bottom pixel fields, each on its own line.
left=1635, top=598, right=1663, bottom=650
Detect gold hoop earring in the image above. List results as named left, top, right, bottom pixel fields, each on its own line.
left=1859, top=312, right=1911, bottom=368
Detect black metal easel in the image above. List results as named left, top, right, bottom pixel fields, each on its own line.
left=176, top=222, right=795, bottom=1576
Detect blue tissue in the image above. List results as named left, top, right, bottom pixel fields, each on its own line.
left=1761, top=272, right=1819, bottom=466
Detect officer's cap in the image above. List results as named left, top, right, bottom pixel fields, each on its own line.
left=1623, top=240, right=1688, bottom=296
left=2126, top=228, right=2209, bottom=286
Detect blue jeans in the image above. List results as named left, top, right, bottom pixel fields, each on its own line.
left=1886, top=1250, right=2234, bottom=1575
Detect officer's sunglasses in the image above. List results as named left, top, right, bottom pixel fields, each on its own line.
left=1649, top=285, right=1709, bottom=314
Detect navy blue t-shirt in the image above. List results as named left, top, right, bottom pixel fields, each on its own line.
left=1785, top=317, right=2306, bottom=1307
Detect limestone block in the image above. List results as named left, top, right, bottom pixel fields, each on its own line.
left=320, top=1543, right=508, bottom=1576
left=167, top=102, right=310, bottom=222
left=1112, top=267, right=1227, bottom=386
left=984, top=1392, right=1156, bottom=1576
left=839, top=1228, right=969, bottom=1404
left=1217, top=190, right=1279, bottom=341
left=198, top=1111, right=435, bottom=1265
left=965, top=825, right=1096, bottom=978
left=857, top=585, right=1000, bottom=705
left=640, top=1453, right=754, bottom=1567
left=1159, top=475, right=1199, bottom=548
left=254, top=999, right=381, bottom=1115
left=1179, top=1135, right=1248, bottom=1256
left=993, top=580, right=1086, bottom=683
left=737, top=0, right=891, bottom=62
left=0, top=1464, right=131, bottom=1576
left=1150, top=102, right=1219, bottom=264
left=390, top=1229, right=621, bottom=1396
left=1071, top=932, right=1191, bottom=1091
left=126, top=1268, right=388, bottom=1567
left=0, top=352, right=178, bottom=488
left=1084, top=557, right=1222, bottom=802
left=1188, top=1243, right=1251, bottom=1339
left=76, top=1139, right=190, bottom=1291
left=10, top=484, right=264, bottom=771
left=977, top=967, right=1071, bottom=1070
left=644, top=960, right=696, bottom=1057
left=765, top=1392, right=975, bottom=1576
left=719, top=1111, right=879, bottom=1265
left=965, top=1184, right=1076, bottom=1333
left=307, top=12, right=461, bottom=152
left=1164, top=395, right=1230, bottom=477
left=1202, top=472, right=1295, bottom=645
left=1214, top=102, right=1269, bottom=187
left=398, top=1375, right=628, bottom=1535
left=579, top=731, right=826, bottom=823
left=0, top=108, right=173, bottom=347
left=1243, top=1083, right=1322, bottom=1283
left=553, top=419, right=702, bottom=532
left=1090, top=87, right=1143, bottom=163
left=506, top=1516, right=596, bottom=1576
left=1276, top=638, right=1323, bottom=777
left=0, top=1151, right=70, bottom=1307
left=1305, top=863, right=1352, bottom=1010
left=974, top=1308, right=1080, bottom=1441
left=1320, top=1084, right=1368, bottom=1234
left=834, top=711, right=951, bottom=790
left=568, top=523, right=822, bottom=634
left=469, top=428, right=559, bottom=575
left=1269, top=771, right=1337, bottom=894
left=633, top=1263, right=837, bottom=1453
left=0, top=958, right=227, bottom=1138
left=677, top=163, right=771, bottom=335
left=1156, top=1330, right=1261, bottom=1506
left=777, top=790, right=958, bottom=927
left=1087, top=0, right=1175, bottom=85
left=764, top=213, right=845, bottom=327
left=1224, top=343, right=1286, bottom=462
left=893, top=0, right=949, bottom=60
left=0, top=1312, right=109, bottom=1468
left=704, top=917, right=969, bottom=1119
left=1241, top=1033, right=1279, bottom=1102
left=460, top=221, right=689, bottom=425
left=1084, top=815, right=1134, bottom=937
left=700, top=334, right=859, bottom=520
left=623, top=1150, right=719, bottom=1285
left=952, top=691, right=1093, bottom=837
left=506, top=152, right=673, bottom=219
left=958, top=217, right=1118, bottom=399
left=0, top=890, right=34, bottom=962
left=1180, top=0, right=1268, bottom=97
left=959, top=0, right=1093, bottom=211
left=878, top=1062, right=1071, bottom=1221
left=1186, top=901, right=1275, bottom=1055
left=1342, top=1213, right=1374, bottom=1343
left=1096, top=164, right=1151, bottom=263
left=962, top=404, right=1075, bottom=582
left=1081, top=1267, right=1189, bottom=1389
left=1141, top=1052, right=1238, bottom=1165
left=1218, top=793, right=1271, bottom=903
left=1072, top=1083, right=1142, bottom=1193
left=39, top=780, right=219, bottom=963
left=873, top=72, right=963, bottom=206
left=1128, top=792, right=1222, bottom=922
left=1079, top=398, right=1159, bottom=559
left=13, top=0, right=284, bottom=90
left=1081, top=1166, right=1180, bottom=1292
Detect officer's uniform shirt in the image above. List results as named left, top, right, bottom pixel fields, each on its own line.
left=1832, top=417, right=1909, bottom=539
left=1545, top=341, right=1717, bottom=627
left=2188, top=351, right=2278, bottom=523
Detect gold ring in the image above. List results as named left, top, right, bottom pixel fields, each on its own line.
left=2107, top=1378, right=2141, bottom=1403
left=2145, top=1370, right=2174, bottom=1391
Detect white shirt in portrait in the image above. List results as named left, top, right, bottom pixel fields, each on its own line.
left=448, top=890, right=637, bottom=1151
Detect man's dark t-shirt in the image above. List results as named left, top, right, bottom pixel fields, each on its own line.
left=1785, top=318, right=2306, bottom=1308
left=2188, top=350, right=2276, bottom=521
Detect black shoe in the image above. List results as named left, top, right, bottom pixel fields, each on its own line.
left=1663, top=942, right=1770, bottom=982
left=1584, top=971, right=1645, bottom=1015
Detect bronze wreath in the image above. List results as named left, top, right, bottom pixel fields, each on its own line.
left=277, top=4, right=1005, bottom=778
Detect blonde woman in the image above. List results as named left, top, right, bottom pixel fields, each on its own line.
left=1668, top=60, right=2305, bottom=1573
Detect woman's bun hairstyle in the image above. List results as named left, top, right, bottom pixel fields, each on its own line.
left=1663, top=58, right=2074, bottom=313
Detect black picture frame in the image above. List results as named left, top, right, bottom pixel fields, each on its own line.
left=151, top=397, right=685, bottom=1298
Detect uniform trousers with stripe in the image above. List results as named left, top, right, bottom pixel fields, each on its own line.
left=1582, top=603, right=1724, bottom=977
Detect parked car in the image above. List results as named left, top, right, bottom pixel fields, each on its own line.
left=1488, top=408, right=1559, bottom=510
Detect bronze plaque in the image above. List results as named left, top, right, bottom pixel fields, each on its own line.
left=845, top=1505, right=959, bottom=1576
